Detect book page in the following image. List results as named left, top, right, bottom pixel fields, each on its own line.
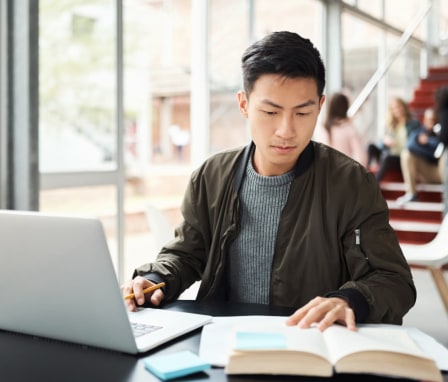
left=405, top=326, right=448, bottom=371
left=199, top=316, right=287, bottom=366
left=232, top=323, right=330, bottom=360
left=323, top=325, right=442, bottom=382
left=323, top=325, right=430, bottom=364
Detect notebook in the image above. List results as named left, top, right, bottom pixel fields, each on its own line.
left=0, top=209, right=212, bottom=354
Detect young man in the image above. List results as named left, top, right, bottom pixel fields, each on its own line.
left=122, top=31, right=416, bottom=331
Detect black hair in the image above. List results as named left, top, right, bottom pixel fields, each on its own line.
left=241, top=31, right=326, bottom=97
left=435, top=86, right=448, bottom=144
left=435, top=86, right=448, bottom=112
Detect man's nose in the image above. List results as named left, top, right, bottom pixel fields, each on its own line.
left=276, top=114, right=296, bottom=139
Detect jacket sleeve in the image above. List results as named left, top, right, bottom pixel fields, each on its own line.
left=339, top=171, right=417, bottom=324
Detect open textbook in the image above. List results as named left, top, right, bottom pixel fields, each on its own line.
left=199, top=316, right=446, bottom=382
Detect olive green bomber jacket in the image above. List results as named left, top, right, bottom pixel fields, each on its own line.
left=134, top=141, right=416, bottom=324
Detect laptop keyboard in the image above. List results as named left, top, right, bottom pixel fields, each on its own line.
left=131, top=322, right=163, bottom=337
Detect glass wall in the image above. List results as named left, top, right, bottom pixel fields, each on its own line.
left=40, top=0, right=117, bottom=173
left=37, top=0, right=447, bottom=281
left=209, top=0, right=248, bottom=154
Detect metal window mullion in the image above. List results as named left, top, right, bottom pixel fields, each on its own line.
left=116, top=0, right=125, bottom=283
left=0, top=1, right=8, bottom=208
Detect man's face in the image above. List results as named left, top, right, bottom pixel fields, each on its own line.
left=237, top=74, right=325, bottom=176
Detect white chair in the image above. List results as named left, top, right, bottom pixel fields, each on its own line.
left=145, top=204, right=200, bottom=299
left=400, top=214, right=448, bottom=313
left=146, top=204, right=175, bottom=251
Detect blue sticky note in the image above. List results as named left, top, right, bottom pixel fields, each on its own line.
left=235, top=331, right=287, bottom=350
left=143, top=350, right=211, bottom=381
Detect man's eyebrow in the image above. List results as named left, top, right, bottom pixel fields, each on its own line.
left=260, top=99, right=317, bottom=109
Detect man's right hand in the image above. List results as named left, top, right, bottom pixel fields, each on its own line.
left=121, top=276, right=165, bottom=311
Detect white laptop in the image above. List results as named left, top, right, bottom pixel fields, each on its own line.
left=0, top=210, right=212, bottom=354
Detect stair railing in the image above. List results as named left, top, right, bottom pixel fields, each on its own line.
left=347, top=2, right=432, bottom=118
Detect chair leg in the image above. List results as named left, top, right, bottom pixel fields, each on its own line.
left=429, top=268, right=448, bottom=314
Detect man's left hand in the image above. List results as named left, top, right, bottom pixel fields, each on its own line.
left=285, top=296, right=356, bottom=331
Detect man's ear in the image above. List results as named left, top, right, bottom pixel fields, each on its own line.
left=237, top=91, right=248, bottom=117
left=319, top=94, right=326, bottom=109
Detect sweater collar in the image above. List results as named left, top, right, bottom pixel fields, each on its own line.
left=234, top=141, right=315, bottom=193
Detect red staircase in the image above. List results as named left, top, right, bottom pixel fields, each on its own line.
left=381, top=174, right=444, bottom=245
left=409, top=66, right=448, bottom=122
left=381, top=66, right=447, bottom=245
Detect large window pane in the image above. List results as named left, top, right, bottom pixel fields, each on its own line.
left=441, top=1, right=448, bottom=64
left=384, top=1, right=426, bottom=40
left=352, top=0, right=383, bottom=19
left=122, top=0, right=193, bottom=277
left=342, top=12, right=382, bottom=141
left=209, top=0, right=248, bottom=153
left=39, top=0, right=116, bottom=172
left=255, top=0, right=320, bottom=42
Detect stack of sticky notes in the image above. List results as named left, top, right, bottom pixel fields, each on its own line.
left=144, top=350, right=211, bottom=381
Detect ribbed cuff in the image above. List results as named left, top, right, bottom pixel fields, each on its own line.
left=139, top=272, right=167, bottom=294
left=325, top=288, right=369, bottom=323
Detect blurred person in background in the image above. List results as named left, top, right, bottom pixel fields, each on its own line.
left=397, top=108, right=443, bottom=206
left=314, top=92, right=367, bottom=167
left=367, top=97, right=421, bottom=181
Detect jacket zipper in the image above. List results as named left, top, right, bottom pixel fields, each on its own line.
left=355, top=228, right=372, bottom=269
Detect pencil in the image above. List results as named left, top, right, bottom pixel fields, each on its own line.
left=124, top=282, right=166, bottom=300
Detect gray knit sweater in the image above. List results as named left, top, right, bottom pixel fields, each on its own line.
left=227, top=158, right=294, bottom=303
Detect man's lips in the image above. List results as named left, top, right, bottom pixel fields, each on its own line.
left=271, top=144, right=296, bottom=153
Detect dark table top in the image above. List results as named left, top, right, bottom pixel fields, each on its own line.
left=0, top=300, right=445, bottom=382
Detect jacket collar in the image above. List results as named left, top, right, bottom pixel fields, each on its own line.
left=234, top=141, right=315, bottom=194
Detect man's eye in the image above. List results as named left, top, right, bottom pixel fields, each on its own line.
left=297, top=112, right=310, bottom=116
left=262, top=110, right=277, bottom=115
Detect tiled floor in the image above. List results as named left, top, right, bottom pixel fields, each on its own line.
left=403, top=268, right=448, bottom=347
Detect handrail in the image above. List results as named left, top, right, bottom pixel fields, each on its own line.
left=347, top=2, right=432, bottom=118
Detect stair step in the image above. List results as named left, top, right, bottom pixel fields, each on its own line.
left=387, top=200, right=444, bottom=211
left=383, top=191, right=442, bottom=203
left=389, top=209, right=443, bottom=223
left=381, top=182, right=443, bottom=203
left=428, top=66, right=448, bottom=75
left=427, top=67, right=448, bottom=81
left=381, top=182, right=444, bottom=192
left=379, top=171, right=403, bottom=182
left=390, top=219, right=441, bottom=232
left=420, top=78, right=448, bottom=87
left=396, top=231, right=437, bottom=244
left=391, top=219, right=439, bottom=245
